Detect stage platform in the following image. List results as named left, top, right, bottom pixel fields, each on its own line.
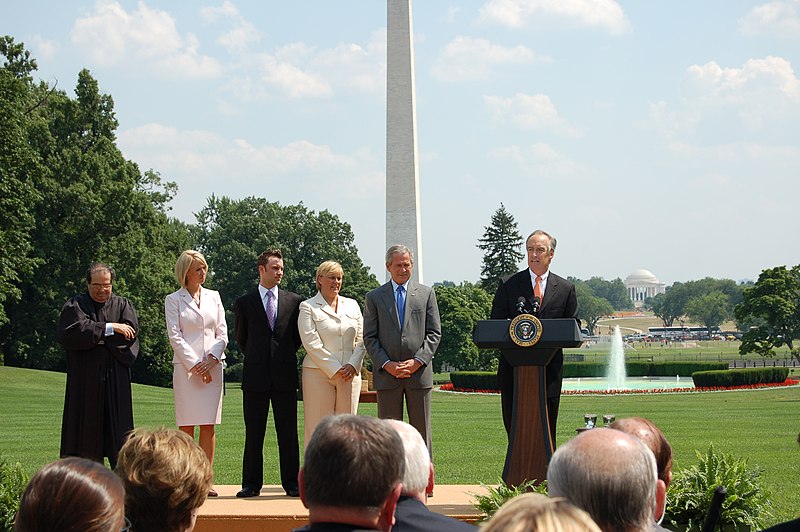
left=194, top=484, right=487, bottom=532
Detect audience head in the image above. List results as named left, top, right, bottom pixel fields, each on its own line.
left=547, top=428, right=664, bottom=532
left=610, top=417, right=673, bottom=488
left=482, top=493, right=601, bottom=532
left=174, top=250, right=208, bottom=287
left=300, top=415, right=404, bottom=532
left=115, top=427, right=212, bottom=532
left=386, top=419, right=434, bottom=500
left=14, top=457, right=126, bottom=532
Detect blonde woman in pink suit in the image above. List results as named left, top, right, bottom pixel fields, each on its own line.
left=165, top=250, right=228, bottom=497
left=298, top=260, right=366, bottom=448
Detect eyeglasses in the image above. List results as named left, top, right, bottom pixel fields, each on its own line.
left=121, top=516, right=132, bottom=531
left=90, top=283, right=112, bottom=289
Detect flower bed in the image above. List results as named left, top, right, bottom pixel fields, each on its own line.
left=438, top=378, right=798, bottom=396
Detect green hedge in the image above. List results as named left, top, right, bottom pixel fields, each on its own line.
left=450, top=362, right=731, bottom=391
left=692, top=367, right=789, bottom=388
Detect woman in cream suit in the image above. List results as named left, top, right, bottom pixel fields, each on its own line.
left=298, top=260, right=366, bottom=447
left=165, top=250, right=227, bottom=496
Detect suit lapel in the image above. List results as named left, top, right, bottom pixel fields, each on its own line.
left=540, top=273, right=558, bottom=313
left=252, top=288, right=271, bottom=329
left=179, top=287, right=202, bottom=317
left=380, top=282, right=402, bottom=330
left=311, top=292, right=338, bottom=319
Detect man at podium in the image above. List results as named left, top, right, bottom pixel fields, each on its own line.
left=490, top=230, right=579, bottom=441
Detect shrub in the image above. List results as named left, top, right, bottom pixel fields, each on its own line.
left=666, top=444, right=773, bottom=530
left=692, top=367, right=789, bottom=388
left=0, top=458, right=28, bottom=532
left=451, top=371, right=497, bottom=390
left=470, top=478, right=548, bottom=521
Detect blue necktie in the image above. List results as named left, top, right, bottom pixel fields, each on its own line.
left=396, top=285, right=406, bottom=330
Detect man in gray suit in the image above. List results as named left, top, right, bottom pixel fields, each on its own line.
left=364, top=245, right=441, bottom=460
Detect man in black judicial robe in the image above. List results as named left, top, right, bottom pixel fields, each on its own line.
left=58, top=263, right=139, bottom=468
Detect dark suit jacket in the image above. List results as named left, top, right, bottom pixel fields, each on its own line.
left=393, top=496, right=476, bottom=532
left=363, top=280, right=441, bottom=390
left=491, top=269, right=578, bottom=398
left=234, top=287, right=303, bottom=392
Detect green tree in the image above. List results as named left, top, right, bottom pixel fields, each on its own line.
left=584, top=276, right=632, bottom=310
left=0, top=37, right=42, bottom=329
left=735, top=265, right=800, bottom=362
left=477, top=204, right=524, bottom=294
left=433, top=282, right=495, bottom=372
left=575, top=283, right=613, bottom=335
left=685, top=291, right=730, bottom=335
left=0, top=50, right=187, bottom=386
left=193, top=195, right=379, bottom=363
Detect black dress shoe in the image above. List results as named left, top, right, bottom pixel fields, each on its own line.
left=236, top=487, right=260, bottom=498
left=285, top=487, right=300, bottom=497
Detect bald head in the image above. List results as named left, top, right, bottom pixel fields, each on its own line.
left=610, top=417, right=673, bottom=488
left=547, top=428, right=658, bottom=532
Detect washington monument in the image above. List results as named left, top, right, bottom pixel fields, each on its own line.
left=386, top=0, right=424, bottom=282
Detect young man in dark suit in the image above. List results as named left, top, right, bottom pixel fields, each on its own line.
left=234, top=249, right=303, bottom=498
left=490, top=230, right=579, bottom=440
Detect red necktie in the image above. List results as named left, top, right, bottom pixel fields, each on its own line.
left=534, top=275, right=543, bottom=301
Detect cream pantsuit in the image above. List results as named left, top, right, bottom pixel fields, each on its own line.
left=298, top=292, right=366, bottom=447
left=165, top=286, right=228, bottom=426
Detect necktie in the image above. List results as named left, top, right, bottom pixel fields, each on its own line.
left=396, top=285, right=406, bottom=330
left=534, top=275, right=543, bottom=302
left=265, top=290, right=276, bottom=329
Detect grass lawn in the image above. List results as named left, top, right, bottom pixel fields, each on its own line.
left=1, top=366, right=798, bottom=525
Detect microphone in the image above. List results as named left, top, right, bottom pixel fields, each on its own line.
left=530, top=296, right=541, bottom=314
left=516, top=296, right=528, bottom=315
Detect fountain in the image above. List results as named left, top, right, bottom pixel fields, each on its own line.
left=606, top=325, right=627, bottom=390
left=559, top=326, right=695, bottom=392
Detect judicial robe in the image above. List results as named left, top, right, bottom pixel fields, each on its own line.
left=57, top=292, right=139, bottom=465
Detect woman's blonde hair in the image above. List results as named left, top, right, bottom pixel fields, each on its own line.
left=174, top=250, right=207, bottom=287
left=315, top=260, right=343, bottom=291
left=482, top=493, right=601, bottom=532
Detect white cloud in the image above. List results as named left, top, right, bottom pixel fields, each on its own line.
left=71, top=0, right=222, bottom=79
left=489, top=142, right=581, bottom=176
left=200, top=1, right=261, bottom=52
left=650, top=56, right=800, bottom=138
left=258, top=53, right=333, bottom=98
left=217, top=30, right=385, bottom=105
left=739, top=0, right=800, bottom=38
left=30, top=35, right=58, bottom=61
left=432, top=36, right=547, bottom=82
left=310, top=29, right=387, bottom=92
left=485, top=93, right=581, bottom=136
left=117, top=123, right=379, bottom=196
left=478, top=0, right=631, bottom=35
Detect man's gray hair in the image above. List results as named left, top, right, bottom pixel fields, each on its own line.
left=547, top=428, right=658, bottom=532
left=385, top=244, right=413, bottom=265
left=526, top=230, right=557, bottom=253
left=386, top=419, right=429, bottom=497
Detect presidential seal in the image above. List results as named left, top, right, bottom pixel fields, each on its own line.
left=509, top=313, right=543, bottom=347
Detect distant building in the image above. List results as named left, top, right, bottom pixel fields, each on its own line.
left=624, top=269, right=666, bottom=307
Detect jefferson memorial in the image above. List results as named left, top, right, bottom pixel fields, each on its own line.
left=624, top=269, right=666, bottom=307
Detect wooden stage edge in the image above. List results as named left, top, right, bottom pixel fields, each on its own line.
left=195, top=484, right=487, bottom=532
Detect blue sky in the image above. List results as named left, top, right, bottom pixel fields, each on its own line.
left=5, top=1, right=799, bottom=286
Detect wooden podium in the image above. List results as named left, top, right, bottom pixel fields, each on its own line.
left=473, top=318, right=582, bottom=486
